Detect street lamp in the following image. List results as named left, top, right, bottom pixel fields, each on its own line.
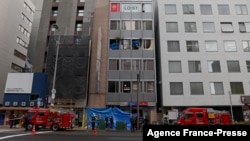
left=137, top=72, right=140, bottom=130
left=51, top=24, right=60, bottom=106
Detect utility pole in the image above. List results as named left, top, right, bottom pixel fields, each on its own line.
left=229, top=91, right=234, bottom=123
left=137, top=72, right=140, bottom=130
left=51, top=24, right=60, bottom=107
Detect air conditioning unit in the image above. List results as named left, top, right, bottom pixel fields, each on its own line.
left=5, top=101, right=10, bottom=106
left=30, top=102, right=34, bottom=106
left=13, top=101, right=18, bottom=106
left=21, top=102, right=26, bottom=106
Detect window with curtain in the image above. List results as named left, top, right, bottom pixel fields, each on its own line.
left=205, top=41, right=218, bottom=52
left=210, top=82, right=224, bottom=95
left=227, top=61, right=240, bottom=72
left=166, top=22, right=178, bottom=32
left=207, top=60, right=221, bottom=72
left=167, top=41, right=180, bottom=52
left=165, top=4, right=177, bottom=14
left=188, top=61, right=201, bottom=73
left=184, top=22, right=197, bottom=32
left=169, top=61, right=182, bottom=73
left=190, top=82, right=204, bottom=95
left=230, top=82, right=244, bottom=94
left=170, top=82, right=183, bottom=95
left=200, top=5, right=212, bottom=15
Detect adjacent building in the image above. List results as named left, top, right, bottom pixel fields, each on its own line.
left=0, top=0, right=35, bottom=105
left=155, top=0, right=250, bottom=121
left=104, top=0, right=158, bottom=122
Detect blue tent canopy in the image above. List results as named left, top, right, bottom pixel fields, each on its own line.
left=87, top=107, right=131, bottom=130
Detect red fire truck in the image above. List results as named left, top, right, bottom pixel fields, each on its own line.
left=24, top=107, right=76, bottom=131
left=176, top=107, right=232, bottom=125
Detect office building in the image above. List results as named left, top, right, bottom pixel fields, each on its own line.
left=0, top=0, right=35, bottom=105
left=155, top=0, right=250, bottom=121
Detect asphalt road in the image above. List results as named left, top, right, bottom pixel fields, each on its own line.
left=0, top=128, right=143, bottom=141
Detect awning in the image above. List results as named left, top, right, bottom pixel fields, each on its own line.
left=0, top=107, right=31, bottom=111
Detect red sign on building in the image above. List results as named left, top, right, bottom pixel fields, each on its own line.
left=111, top=3, right=120, bottom=12
left=138, top=101, right=148, bottom=106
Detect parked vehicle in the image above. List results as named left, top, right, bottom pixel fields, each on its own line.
left=23, top=107, right=75, bottom=131
left=176, top=107, right=232, bottom=125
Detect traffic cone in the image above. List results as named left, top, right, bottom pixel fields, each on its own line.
left=93, top=127, right=97, bottom=136
left=32, top=124, right=36, bottom=134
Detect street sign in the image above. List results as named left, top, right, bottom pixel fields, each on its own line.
left=51, top=88, right=56, bottom=94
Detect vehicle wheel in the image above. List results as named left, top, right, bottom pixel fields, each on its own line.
left=27, top=124, right=33, bottom=131
left=52, top=124, right=59, bottom=131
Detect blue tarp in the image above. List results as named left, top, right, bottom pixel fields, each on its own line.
left=87, top=107, right=131, bottom=130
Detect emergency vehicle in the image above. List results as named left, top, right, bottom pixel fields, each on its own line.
left=177, top=107, right=232, bottom=125
left=24, top=107, right=76, bottom=131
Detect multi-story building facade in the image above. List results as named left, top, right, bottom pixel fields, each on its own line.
left=26, top=0, right=93, bottom=127
left=104, top=0, right=158, bottom=122
left=0, top=0, right=35, bottom=105
left=156, top=0, right=250, bottom=122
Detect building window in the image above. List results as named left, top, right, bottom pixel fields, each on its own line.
left=143, top=60, right=154, bottom=71
left=75, top=22, right=83, bottom=31
left=170, top=82, right=183, bottom=95
left=239, top=22, right=250, bottom=33
left=132, top=81, right=142, bottom=93
left=224, top=40, right=237, bottom=52
left=120, top=39, right=131, bottom=50
left=51, top=7, right=58, bottom=16
left=169, top=61, right=182, bottom=73
left=242, top=40, right=250, bottom=52
left=218, top=4, right=230, bottom=15
left=183, top=4, right=195, bottom=14
left=246, top=61, right=250, bottom=72
left=166, top=22, right=178, bottom=32
left=205, top=41, right=218, bottom=52
left=14, top=49, right=26, bottom=61
left=186, top=41, right=199, bottom=52
left=210, top=82, right=224, bottom=95
left=142, top=3, right=152, bottom=13
left=190, top=82, right=204, bottom=95
left=122, top=21, right=141, bottom=30
left=108, top=81, right=119, bottom=93
left=167, top=41, right=180, bottom=52
left=202, top=22, right=215, bottom=33
left=188, top=61, right=201, bottom=73
left=227, top=61, right=240, bottom=72
left=54, top=0, right=60, bottom=2
left=165, top=4, right=176, bottom=14
left=145, top=81, right=154, bottom=93
left=221, top=22, right=233, bottom=33
left=109, top=39, right=119, bottom=50
left=121, top=60, right=131, bottom=70
left=230, top=82, right=244, bottom=94
left=77, top=7, right=84, bottom=16
left=132, top=39, right=142, bottom=50
left=132, top=60, right=141, bottom=71
left=200, top=5, right=212, bottom=15
left=235, top=5, right=248, bottom=15
left=110, top=21, right=120, bottom=30
left=207, top=60, right=221, bottom=73
left=122, top=81, right=131, bottom=93
left=184, top=22, right=197, bottom=32
left=143, top=21, right=152, bottom=30
left=109, top=60, right=119, bottom=70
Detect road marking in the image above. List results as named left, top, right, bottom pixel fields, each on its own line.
left=0, top=131, right=53, bottom=140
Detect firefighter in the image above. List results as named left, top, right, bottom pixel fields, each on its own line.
left=24, top=113, right=30, bottom=131
left=91, top=114, right=96, bottom=130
